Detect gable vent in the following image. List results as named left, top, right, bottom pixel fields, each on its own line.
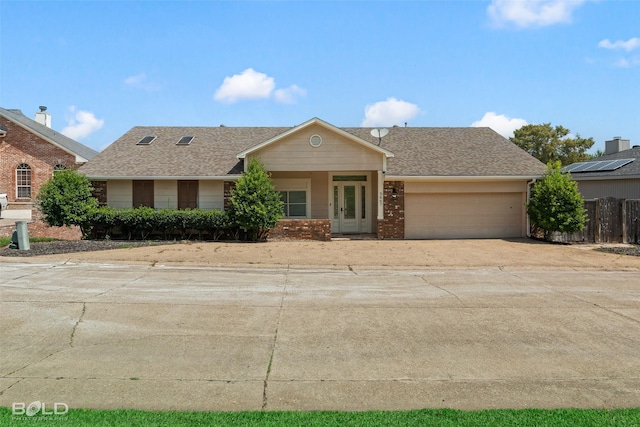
left=136, top=136, right=156, bottom=145
left=176, top=136, right=194, bottom=145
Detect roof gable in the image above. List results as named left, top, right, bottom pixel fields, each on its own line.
left=236, top=117, right=394, bottom=159
left=0, top=107, right=98, bottom=162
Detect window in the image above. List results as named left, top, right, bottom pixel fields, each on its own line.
left=178, top=180, right=198, bottom=209
left=176, top=136, right=194, bottom=146
left=53, top=163, right=66, bottom=174
left=16, top=163, right=31, bottom=198
left=132, top=180, right=154, bottom=208
left=280, top=190, right=307, bottom=217
left=136, top=136, right=156, bottom=145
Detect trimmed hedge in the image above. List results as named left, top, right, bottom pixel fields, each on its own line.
left=84, top=207, right=231, bottom=241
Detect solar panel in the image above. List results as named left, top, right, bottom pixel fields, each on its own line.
left=136, top=136, right=156, bottom=145
left=176, top=136, right=194, bottom=145
left=604, top=158, right=634, bottom=170
left=563, top=158, right=634, bottom=173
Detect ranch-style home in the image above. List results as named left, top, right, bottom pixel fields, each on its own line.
left=78, top=117, right=546, bottom=240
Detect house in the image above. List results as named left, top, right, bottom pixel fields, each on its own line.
left=79, top=117, right=546, bottom=239
left=0, top=106, right=98, bottom=238
left=565, top=137, right=640, bottom=199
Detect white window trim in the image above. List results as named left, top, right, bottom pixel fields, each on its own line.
left=272, top=178, right=311, bottom=219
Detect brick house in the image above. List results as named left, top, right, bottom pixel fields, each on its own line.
left=79, top=117, right=546, bottom=240
left=0, top=106, right=98, bottom=239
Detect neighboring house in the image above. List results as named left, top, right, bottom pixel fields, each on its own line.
left=566, top=137, right=640, bottom=199
left=79, top=117, right=546, bottom=239
left=0, top=106, right=98, bottom=237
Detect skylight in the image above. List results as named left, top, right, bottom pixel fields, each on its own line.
left=136, top=136, right=156, bottom=145
left=563, top=158, right=634, bottom=173
left=176, top=136, right=194, bottom=145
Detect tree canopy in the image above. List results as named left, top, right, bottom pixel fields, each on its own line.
left=510, top=123, right=595, bottom=166
left=527, top=162, right=587, bottom=240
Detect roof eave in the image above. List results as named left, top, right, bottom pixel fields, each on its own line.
left=386, top=175, right=543, bottom=182
left=80, top=175, right=242, bottom=180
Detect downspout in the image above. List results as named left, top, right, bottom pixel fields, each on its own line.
left=526, top=178, right=537, bottom=237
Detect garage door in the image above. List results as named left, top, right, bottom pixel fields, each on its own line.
left=405, top=193, right=524, bottom=239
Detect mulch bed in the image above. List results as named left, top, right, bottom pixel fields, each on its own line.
left=0, top=240, right=176, bottom=257
left=596, top=245, right=640, bottom=257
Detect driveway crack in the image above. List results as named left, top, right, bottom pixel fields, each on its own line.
left=70, top=302, right=86, bottom=348
left=421, top=276, right=467, bottom=307
left=262, top=266, right=288, bottom=410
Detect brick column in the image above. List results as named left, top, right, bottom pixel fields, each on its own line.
left=376, top=181, right=404, bottom=239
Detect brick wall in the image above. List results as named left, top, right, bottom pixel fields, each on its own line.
left=0, top=115, right=83, bottom=240
left=269, top=219, right=332, bottom=241
left=376, top=181, right=405, bottom=239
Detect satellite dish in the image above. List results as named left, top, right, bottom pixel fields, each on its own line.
left=370, top=128, right=389, bottom=138
left=370, top=128, right=389, bottom=146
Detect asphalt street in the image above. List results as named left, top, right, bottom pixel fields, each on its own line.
left=1, top=260, right=640, bottom=411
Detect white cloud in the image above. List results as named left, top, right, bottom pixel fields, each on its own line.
left=61, top=106, right=104, bottom=140
left=487, top=0, right=588, bottom=28
left=214, top=68, right=275, bottom=103
left=361, top=98, right=420, bottom=127
left=471, top=112, right=527, bottom=138
left=273, top=85, right=307, bottom=104
left=124, top=72, right=162, bottom=91
left=598, top=38, right=640, bottom=52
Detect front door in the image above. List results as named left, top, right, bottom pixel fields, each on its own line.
left=332, top=178, right=367, bottom=233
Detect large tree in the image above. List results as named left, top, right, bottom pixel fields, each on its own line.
left=510, top=123, right=595, bottom=166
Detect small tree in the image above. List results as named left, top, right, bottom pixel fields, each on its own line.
left=36, top=170, right=98, bottom=237
left=527, top=162, right=587, bottom=241
left=228, top=159, right=283, bottom=241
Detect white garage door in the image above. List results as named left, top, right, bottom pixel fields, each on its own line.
left=405, top=193, right=524, bottom=239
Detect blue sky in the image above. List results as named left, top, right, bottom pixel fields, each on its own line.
left=1, top=0, right=638, bottom=153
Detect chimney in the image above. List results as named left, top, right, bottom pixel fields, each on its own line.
left=605, top=136, right=630, bottom=155
left=34, top=106, right=51, bottom=128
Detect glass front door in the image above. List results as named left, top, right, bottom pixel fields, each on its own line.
left=332, top=181, right=363, bottom=233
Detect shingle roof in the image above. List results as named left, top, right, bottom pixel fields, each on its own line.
left=569, top=147, right=640, bottom=179
left=0, top=107, right=98, bottom=161
left=79, top=123, right=546, bottom=178
left=344, top=127, right=546, bottom=176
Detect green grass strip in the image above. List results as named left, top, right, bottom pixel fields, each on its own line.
left=2, top=407, right=639, bottom=426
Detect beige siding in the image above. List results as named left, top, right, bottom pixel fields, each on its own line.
left=249, top=124, right=383, bottom=171
left=577, top=178, right=640, bottom=199
left=310, top=172, right=328, bottom=218
left=405, top=180, right=528, bottom=194
left=405, top=192, right=526, bottom=239
left=199, top=181, right=224, bottom=210
left=107, top=180, right=132, bottom=209
left=155, top=180, right=177, bottom=209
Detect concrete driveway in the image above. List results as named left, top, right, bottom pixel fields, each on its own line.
left=1, top=239, right=639, bottom=411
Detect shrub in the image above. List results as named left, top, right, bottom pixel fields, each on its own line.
left=36, top=170, right=98, bottom=238
left=527, top=162, right=587, bottom=240
left=228, top=159, right=283, bottom=241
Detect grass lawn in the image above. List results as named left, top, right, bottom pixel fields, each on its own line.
left=2, top=408, right=639, bottom=426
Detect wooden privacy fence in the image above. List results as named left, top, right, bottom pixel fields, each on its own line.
left=562, top=198, right=640, bottom=244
